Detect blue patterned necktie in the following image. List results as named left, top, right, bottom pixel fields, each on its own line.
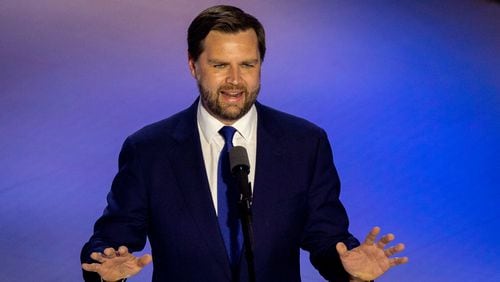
left=217, top=126, right=243, bottom=271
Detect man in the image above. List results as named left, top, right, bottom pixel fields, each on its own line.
left=81, top=5, right=407, bottom=282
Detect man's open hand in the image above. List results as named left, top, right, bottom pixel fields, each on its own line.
left=82, top=246, right=152, bottom=281
left=336, top=226, right=408, bottom=281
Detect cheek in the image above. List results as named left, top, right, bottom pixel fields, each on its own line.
left=245, top=75, right=260, bottom=90
left=200, top=72, right=224, bottom=88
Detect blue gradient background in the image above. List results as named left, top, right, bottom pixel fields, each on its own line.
left=1, top=1, right=499, bottom=281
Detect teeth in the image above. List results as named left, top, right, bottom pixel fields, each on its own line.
left=222, top=91, right=242, bottom=96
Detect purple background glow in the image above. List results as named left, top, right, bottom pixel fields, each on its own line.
left=1, top=1, right=499, bottom=281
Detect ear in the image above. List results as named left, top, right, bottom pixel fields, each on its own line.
left=188, top=54, right=197, bottom=79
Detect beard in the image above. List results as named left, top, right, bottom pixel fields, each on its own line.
left=198, top=82, right=260, bottom=123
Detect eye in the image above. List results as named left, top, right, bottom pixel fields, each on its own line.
left=213, top=64, right=227, bottom=69
left=242, top=63, right=255, bottom=68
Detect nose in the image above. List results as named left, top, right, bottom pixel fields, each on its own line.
left=226, top=66, right=240, bottom=85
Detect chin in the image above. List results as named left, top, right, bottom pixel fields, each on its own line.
left=222, top=110, right=243, bottom=120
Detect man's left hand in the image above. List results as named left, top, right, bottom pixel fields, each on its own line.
left=336, top=226, right=408, bottom=281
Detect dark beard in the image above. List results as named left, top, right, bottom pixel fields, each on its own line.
left=198, top=83, right=260, bottom=122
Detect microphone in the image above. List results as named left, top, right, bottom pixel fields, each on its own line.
left=229, top=146, right=250, bottom=174
left=229, top=146, right=252, bottom=202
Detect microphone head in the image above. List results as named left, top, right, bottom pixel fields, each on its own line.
left=229, top=146, right=250, bottom=172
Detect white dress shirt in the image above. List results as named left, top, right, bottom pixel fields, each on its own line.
left=197, top=101, right=257, bottom=214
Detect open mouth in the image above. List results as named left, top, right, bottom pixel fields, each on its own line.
left=220, top=90, right=245, bottom=102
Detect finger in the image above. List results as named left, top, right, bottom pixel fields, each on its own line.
left=137, top=254, right=153, bottom=267
left=103, top=247, right=117, bottom=258
left=90, top=252, right=106, bottom=263
left=363, top=226, right=381, bottom=245
left=82, top=263, right=101, bottom=272
left=376, top=233, right=395, bottom=249
left=389, top=256, right=409, bottom=266
left=384, top=243, right=405, bottom=257
left=118, top=246, right=129, bottom=256
left=336, top=242, right=348, bottom=256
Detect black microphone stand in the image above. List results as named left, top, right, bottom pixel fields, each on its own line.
left=232, top=165, right=256, bottom=282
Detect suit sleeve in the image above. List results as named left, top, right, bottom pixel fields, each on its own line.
left=80, top=137, right=149, bottom=281
left=300, top=129, right=360, bottom=282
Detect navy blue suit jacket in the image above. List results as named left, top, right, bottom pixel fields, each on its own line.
left=81, top=100, right=359, bottom=281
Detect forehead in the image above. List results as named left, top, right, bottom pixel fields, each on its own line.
left=201, top=29, right=259, bottom=59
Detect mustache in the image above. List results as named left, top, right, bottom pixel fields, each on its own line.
left=218, top=84, right=247, bottom=92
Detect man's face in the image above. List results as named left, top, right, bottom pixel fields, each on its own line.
left=189, top=29, right=261, bottom=124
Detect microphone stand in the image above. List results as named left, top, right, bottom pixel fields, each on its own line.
left=232, top=166, right=256, bottom=282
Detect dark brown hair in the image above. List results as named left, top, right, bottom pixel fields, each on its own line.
left=187, top=5, right=266, bottom=62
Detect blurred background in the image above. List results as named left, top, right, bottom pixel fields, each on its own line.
left=1, top=0, right=499, bottom=281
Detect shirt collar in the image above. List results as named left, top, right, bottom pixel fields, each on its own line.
left=197, top=99, right=257, bottom=143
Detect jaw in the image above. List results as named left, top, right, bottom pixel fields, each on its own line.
left=198, top=83, right=260, bottom=124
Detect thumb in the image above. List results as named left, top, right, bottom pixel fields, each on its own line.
left=336, top=242, right=348, bottom=256
left=137, top=254, right=153, bottom=267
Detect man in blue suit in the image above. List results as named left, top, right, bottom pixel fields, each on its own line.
left=81, top=5, right=407, bottom=282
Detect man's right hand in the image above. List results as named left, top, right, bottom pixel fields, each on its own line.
left=81, top=246, right=152, bottom=282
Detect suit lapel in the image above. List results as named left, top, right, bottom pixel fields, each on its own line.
left=252, top=103, right=286, bottom=214
left=167, top=102, right=232, bottom=279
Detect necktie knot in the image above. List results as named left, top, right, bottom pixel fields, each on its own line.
left=219, top=126, right=237, bottom=150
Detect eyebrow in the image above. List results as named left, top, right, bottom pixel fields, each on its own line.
left=207, top=59, right=226, bottom=64
left=207, top=59, right=259, bottom=64
left=241, top=59, right=259, bottom=65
